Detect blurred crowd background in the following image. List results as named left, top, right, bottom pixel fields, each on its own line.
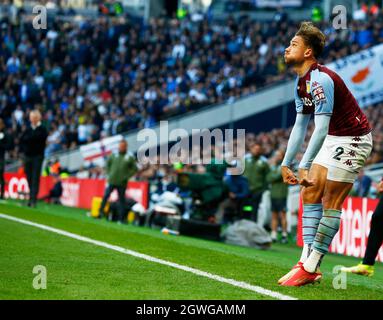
left=0, top=5, right=383, bottom=164
left=0, top=1, right=383, bottom=237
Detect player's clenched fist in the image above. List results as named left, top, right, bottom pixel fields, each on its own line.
left=298, top=168, right=315, bottom=188
left=281, top=166, right=298, bottom=185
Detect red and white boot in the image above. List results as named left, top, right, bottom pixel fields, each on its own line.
left=280, top=265, right=322, bottom=286
left=278, top=262, right=303, bottom=285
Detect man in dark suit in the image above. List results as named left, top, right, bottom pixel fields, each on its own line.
left=20, top=110, right=48, bottom=207
left=0, top=118, right=13, bottom=199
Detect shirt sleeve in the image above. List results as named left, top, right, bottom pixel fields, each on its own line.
left=106, top=156, right=113, bottom=174
left=299, top=114, right=331, bottom=169
left=294, top=77, right=304, bottom=113
left=281, top=113, right=311, bottom=167
left=310, top=71, right=335, bottom=115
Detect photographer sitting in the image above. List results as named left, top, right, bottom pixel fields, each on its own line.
left=39, top=174, right=63, bottom=204
left=217, top=170, right=249, bottom=224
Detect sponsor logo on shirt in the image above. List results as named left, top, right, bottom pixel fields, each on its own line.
left=301, top=97, right=313, bottom=107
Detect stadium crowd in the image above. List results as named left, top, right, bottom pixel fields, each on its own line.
left=1, top=8, right=383, bottom=165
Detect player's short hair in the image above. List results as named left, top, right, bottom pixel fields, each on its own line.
left=296, top=21, right=326, bottom=59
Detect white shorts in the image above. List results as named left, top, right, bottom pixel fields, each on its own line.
left=312, top=132, right=373, bottom=184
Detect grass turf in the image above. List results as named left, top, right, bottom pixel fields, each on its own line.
left=0, top=200, right=382, bottom=300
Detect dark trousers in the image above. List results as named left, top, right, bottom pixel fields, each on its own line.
left=24, top=156, right=44, bottom=204
left=40, top=189, right=62, bottom=204
left=221, top=198, right=243, bottom=224
left=0, top=159, right=4, bottom=199
left=99, top=185, right=126, bottom=222
left=363, top=196, right=383, bottom=266
left=249, top=191, right=263, bottom=223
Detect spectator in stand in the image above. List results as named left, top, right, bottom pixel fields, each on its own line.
left=243, top=143, right=270, bottom=223
left=353, top=169, right=373, bottom=197
left=1, top=11, right=383, bottom=165
left=217, top=168, right=250, bottom=224
left=267, top=150, right=289, bottom=243
left=0, top=118, right=13, bottom=199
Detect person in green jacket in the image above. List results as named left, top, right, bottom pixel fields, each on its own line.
left=243, top=143, right=270, bottom=223
left=267, top=150, right=289, bottom=243
left=99, top=140, right=138, bottom=222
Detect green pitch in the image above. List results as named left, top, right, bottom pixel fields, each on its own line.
left=0, top=200, right=382, bottom=300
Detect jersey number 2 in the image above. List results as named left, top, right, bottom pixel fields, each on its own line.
left=333, top=147, right=344, bottom=161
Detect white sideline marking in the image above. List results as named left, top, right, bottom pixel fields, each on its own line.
left=0, top=213, right=297, bottom=300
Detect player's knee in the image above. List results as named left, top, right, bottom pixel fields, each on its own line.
left=322, top=192, right=341, bottom=210
left=302, top=186, right=322, bottom=203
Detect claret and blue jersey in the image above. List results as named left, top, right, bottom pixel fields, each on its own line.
left=295, top=62, right=372, bottom=137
